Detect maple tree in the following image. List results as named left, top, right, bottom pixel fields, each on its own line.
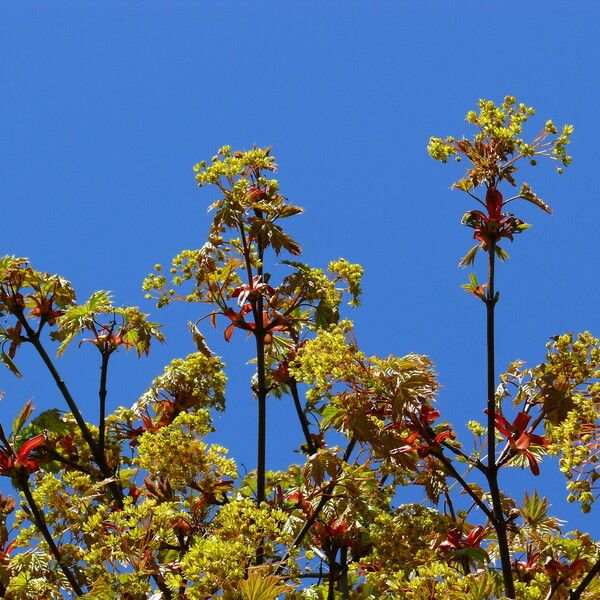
left=0, top=97, right=598, bottom=599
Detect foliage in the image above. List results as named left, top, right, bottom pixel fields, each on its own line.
left=0, top=101, right=598, bottom=600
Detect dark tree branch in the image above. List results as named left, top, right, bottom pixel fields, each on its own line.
left=569, top=554, right=600, bottom=599
left=484, top=240, right=515, bottom=598
left=17, top=474, right=84, bottom=596
left=289, top=380, right=316, bottom=454
left=16, top=312, right=123, bottom=506
left=339, top=545, right=350, bottom=600
left=98, top=350, right=110, bottom=459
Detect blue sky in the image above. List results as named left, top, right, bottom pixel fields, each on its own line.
left=1, top=2, right=599, bottom=535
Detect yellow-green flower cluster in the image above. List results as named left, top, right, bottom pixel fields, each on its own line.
left=467, top=420, right=485, bottom=437
left=328, top=258, right=364, bottom=307
left=289, top=320, right=361, bottom=402
left=136, top=352, right=227, bottom=413
left=179, top=499, right=292, bottom=597
left=541, top=332, right=599, bottom=511
left=142, top=241, right=233, bottom=308
left=137, top=411, right=236, bottom=489
left=429, top=96, right=574, bottom=195
left=427, top=136, right=457, bottom=163
left=367, top=504, right=451, bottom=575
left=193, top=146, right=276, bottom=187
left=468, top=96, right=535, bottom=142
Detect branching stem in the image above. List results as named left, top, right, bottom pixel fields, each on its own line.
left=16, top=312, right=123, bottom=506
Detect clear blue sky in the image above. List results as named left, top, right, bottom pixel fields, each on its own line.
left=1, top=2, right=598, bottom=535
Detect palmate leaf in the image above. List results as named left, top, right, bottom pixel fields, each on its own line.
left=315, top=300, right=339, bottom=329
left=53, top=292, right=164, bottom=357
left=0, top=256, right=29, bottom=291
left=248, top=218, right=301, bottom=256
left=80, top=578, right=115, bottom=600
left=52, top=290, right=113, bottom=355
left=20, top=409, right=71, bottom=439
left=303, top=447, right=343, bottom=485
left=24, top=270, right=76, bottom=309
left=520, top=491, right=564, bottom=533
left=116, top=306, right=165, bottom=357
left=231, top=568, right=294, bottom=600
left=7, top=572, right=32, bottom=595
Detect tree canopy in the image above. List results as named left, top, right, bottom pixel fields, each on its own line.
left=0, top=97, right=598, bottom=599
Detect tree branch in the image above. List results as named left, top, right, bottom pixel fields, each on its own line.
left=484, top=239, right=515, bottom=598
left=17, top=473, right=84, bottom=596
left=289, top=380, right=316, bottom=454
left=569, top=554, right=600, bottom=599
left=98, top=350, right=110, bottom=458
left=16, top=313, right=123, bottom=506
left=275, top=438, right=356, bottom=574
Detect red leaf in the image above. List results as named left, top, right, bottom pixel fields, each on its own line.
left=15, top=434, right=46, bottom=468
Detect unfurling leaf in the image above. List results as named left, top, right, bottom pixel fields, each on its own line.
left=1, top=351, right=22, bottom=377
left=12, top=400, right=34, bottom=436
left=495, top=246, right=509, bottom=261
left=459, top=245, right=480, bottom=267
left=519, top=182, right=552, bottom=214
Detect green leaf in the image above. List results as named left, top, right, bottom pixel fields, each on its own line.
left=53, top=290, right=113, bottom=355
left=12, top=399, right=34, bottom=436
left=116, top=306, right=165, bottom=357
left=21, top=409, right=70, bottom=438
left=235, top=568, right=294, bottom=600
left=277, top=203, right=304, bottom=218
left=1, top=351, right=22, bottom=377
left=456, top=547, right=490, bottom=565
left=7, top=572, right=32, bottom=595
left=452, top=177, right=474, bottom=192
left=315, top=301, right=339, bottom=329
left=459, top=245, right=480, bottom=267
left=321, top=403, right=344, bottom=429
left=495, top=246, right=509, bottom=261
